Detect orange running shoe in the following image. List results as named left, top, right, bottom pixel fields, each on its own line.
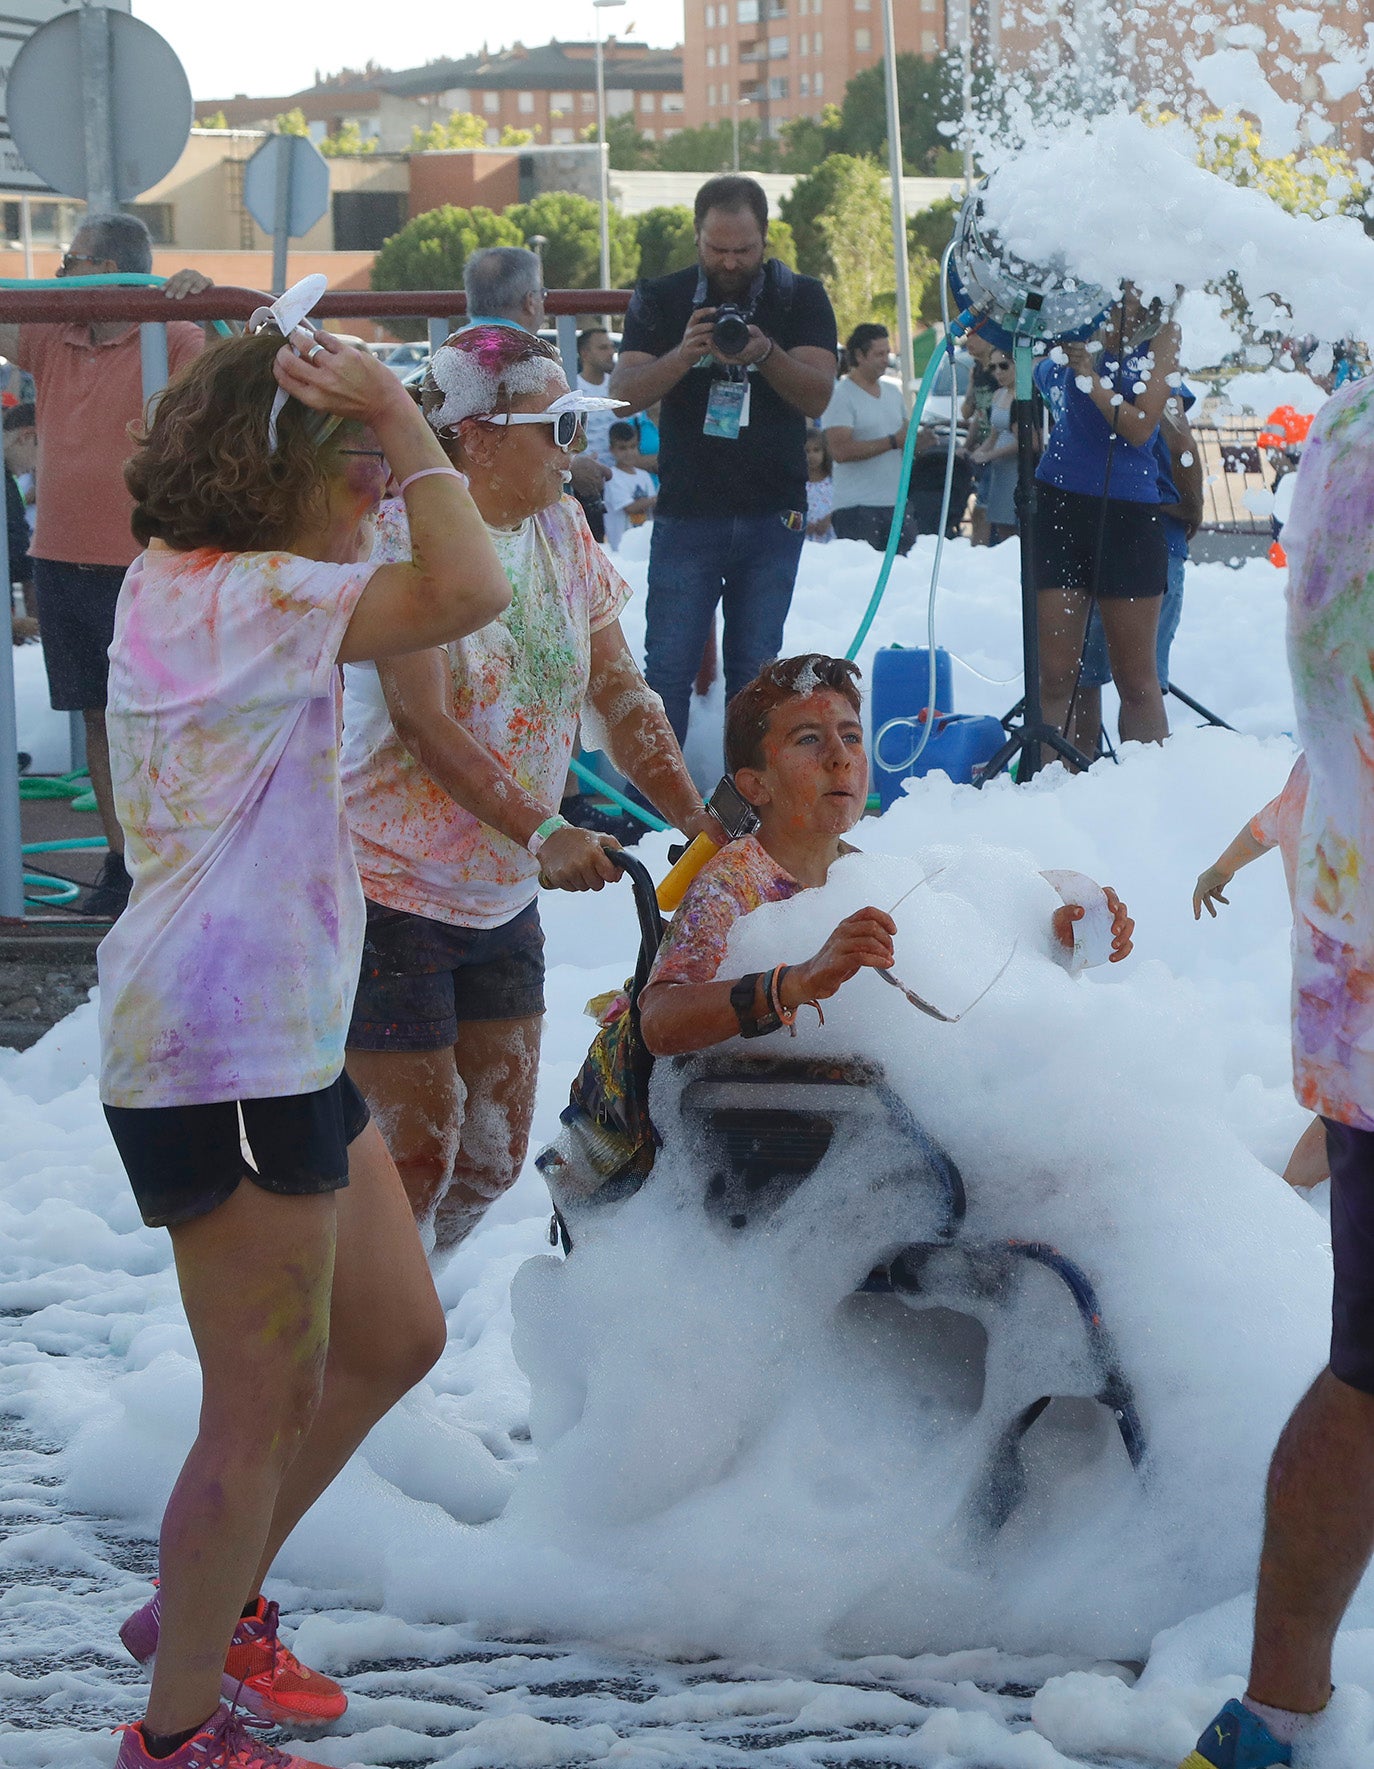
left=113, top=1702, right=340, bottom=1769
left=120, top=1589, right=348, bottom=1729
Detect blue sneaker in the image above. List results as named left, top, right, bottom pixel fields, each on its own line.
left=1181, top=1700, right=1292, bottom=1769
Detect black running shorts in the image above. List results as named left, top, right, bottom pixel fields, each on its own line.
left=1030, top=481, right=1168, bottom=600
left=104, top=1072, right=371, bottom=1230
left=1326, top=1117, right=1374, bottom=1395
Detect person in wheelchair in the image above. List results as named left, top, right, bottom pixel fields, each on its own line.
left=638, top=654, right=1134, bottom=1056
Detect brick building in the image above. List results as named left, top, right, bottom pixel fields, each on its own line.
left=682, top=0, right=943, bottom=135
left=207, top=41, right=686, bottom=155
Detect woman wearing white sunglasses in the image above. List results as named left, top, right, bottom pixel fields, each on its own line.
left=341, top=326, right=720, bottom=1255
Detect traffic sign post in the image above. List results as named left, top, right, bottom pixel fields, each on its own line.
left=242, top=134, right=330, bottom=293
left=0, top=2, right=131, bottom=196
left=6, top=5, right=190, bottom=205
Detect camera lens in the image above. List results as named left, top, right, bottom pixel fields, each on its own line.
left=712, top=309, right=752, bottom=356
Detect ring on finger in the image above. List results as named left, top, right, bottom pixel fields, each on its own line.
left=306, top=343, right=325, bottom=361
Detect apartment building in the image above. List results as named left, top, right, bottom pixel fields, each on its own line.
left=208, top=41, right=685, bottom=155
left=682, top=0, right=942, bottom=134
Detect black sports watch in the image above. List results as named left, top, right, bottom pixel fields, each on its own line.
left=730, top=971, right=781, bottom=1038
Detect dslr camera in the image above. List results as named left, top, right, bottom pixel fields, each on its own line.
left=711, top=305, right=754, bottom=356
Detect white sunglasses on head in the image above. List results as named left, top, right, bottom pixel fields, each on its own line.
left=479, top=409, right=585, bottom=448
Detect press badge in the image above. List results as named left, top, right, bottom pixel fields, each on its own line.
left=703, top=375, right=750, bottom=439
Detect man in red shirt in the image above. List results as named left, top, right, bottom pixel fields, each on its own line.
left=0, top=212, right=211, bottom=915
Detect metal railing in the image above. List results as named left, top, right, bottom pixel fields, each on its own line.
left=1, top=284, right=633, bottom=922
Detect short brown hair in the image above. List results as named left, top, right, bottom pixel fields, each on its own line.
left=125, top=332, right=344, bottom=553
left=694, top=174, right=768, bottom=236
left=725, top=654, right=863, bottom=775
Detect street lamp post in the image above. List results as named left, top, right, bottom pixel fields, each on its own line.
left=732, top=89, right=752, bottom=172
left=879, top=0, right=916, bottom=405
left=593, top=0, right=627, bottom=291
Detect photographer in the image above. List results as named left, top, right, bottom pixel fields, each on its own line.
left=610, top=174, right=838, bottom=743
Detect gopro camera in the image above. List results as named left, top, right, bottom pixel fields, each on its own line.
left=708, top=774, right=759, bottom=840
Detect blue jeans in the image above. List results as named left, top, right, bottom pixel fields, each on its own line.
left=1080, top=552, right=1186, bottom=690
left=644, top=512, right=806, bottom=742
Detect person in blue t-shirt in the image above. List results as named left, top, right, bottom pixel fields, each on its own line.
left=1031, top=292, right=1181, bottom=759
left=1070, top=383, right=1203, bottom=757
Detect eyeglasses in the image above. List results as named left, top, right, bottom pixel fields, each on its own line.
left=480, top=409, right=585, bottom=449
left=57, top=252, right=106, bottom=277
left=991, top=360, right=1013, bottom=371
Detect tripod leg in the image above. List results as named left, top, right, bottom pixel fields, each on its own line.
left=1167, top=682, right=1235, bottom=730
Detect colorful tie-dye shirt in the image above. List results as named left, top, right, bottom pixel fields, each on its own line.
left=1248, top=753, right=1310, bottom=907
left=97, top=546, right=376, bottom=1109
left=342, top=494, right=631, bottom=929
left=1283, top=378, right=1374, bottom=1131
left=648, top=836, right=805, bottom=986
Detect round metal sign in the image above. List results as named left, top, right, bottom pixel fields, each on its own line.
left=7, top=9, right=192, bottom=202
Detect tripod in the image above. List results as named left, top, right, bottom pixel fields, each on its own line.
left=977, top=323, right=1092, bottom=785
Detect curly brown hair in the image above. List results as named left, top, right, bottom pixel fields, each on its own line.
left=725, top=655, right=863, bottom=775
left=124, top=331, right=346, bottom=552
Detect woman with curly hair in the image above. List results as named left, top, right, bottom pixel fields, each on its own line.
left=341, top=325, right=721, bottom=1254
left=100, top=307, right=509, bottom=1769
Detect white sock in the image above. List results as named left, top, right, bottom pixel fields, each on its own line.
left=1241, top=1693, right=1327, bottom=1748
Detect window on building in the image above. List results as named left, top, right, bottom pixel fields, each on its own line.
left=444, top=88, right=470, bottom=110
left=799, top=71, right=810, bottom=94
left=707, top=43, right=717, bottom=64
left=483, top=91, right=500, bottom=113
left=767, top=74, right=789, bottom=97
left=921, top=27, right=938, bottom=48
left=854, top=0, right=870, bottom=10
left=769, top=34, right=789, bottom=55
left=641, top=91, right=656, bottom=110
left=606, top=87, right=634, bottom=115
left=517, top=90, right=535, bottom=113
left=800, top=0, right=808, bottom=11
left=814, top=70, right=823, bottom=92
left=124, top=201, right=174, bottom=245
left=854, top=25, right=871, bottom=48
left=737, top=0, right=758, bottom=21
left=662, top=92, right=685, bottom=111
left=720, top=1, right=730, bottom=20
left=813, top=28, right=823, bottom=50
left=921, top=0, right=936, bottom=11
left=551, top=90, right=573, bottom=111
left=581, top=91, right=597, bottom=112
left=706, top=2, right=716, bottom=21
left=720, top=42, right=730, bottom=62
left=708, top=82, right=717, bottom=105
left=485, top=126, right=499, bottom=143
left=551, top=126, right=575, bottom=143
left=718, top=79, right=731, bottom=101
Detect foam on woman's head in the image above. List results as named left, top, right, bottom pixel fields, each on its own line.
left=424, top=325, right=566, bottom=433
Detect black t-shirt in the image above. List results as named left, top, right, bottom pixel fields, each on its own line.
left=620, top=261, right=838, bottom=519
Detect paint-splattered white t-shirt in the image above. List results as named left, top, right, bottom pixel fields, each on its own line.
left=1284, top=378, right=1374, bottom=1131
left=342, top=495, right=631, bottom=930
left=98, top=545, right=376, bottom=1109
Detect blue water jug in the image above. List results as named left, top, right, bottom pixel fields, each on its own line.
left=871, top=645, right=955, bottom=810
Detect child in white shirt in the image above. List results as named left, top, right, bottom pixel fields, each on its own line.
left=603, top=420, right=657, bottom=551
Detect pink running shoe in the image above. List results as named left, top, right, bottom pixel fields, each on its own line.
left=113, top=1703, right=336, bottom=1769
left=119, top=1589, right=347, bottom=1728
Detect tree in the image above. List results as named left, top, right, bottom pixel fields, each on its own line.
left=587, top=114, right=658, bottom=171
left=767, top=218, right=798, bottom=270
left=906, top=197, right=958, bottom=324
left=504, top=190, right=640, bottom=288
left=197, top=109, right=228, bottom=130
left=498, top=125, right=538, bottom=146
left=781, top=155, right=893, bottom=336
left=371, top=205, right=523, bottom=337
left=411, top=111, right=488, bottom=152
left=273, top=108, right=311, bottom=137
left=778, top=106, right=844, bottom=174
left=654, top=119, right=779, bottom=173
left=320, top=120, right=376, bottom=157
left=635, top=205, right=696, bottom=279
left=838, top=53, right=967, bottom=174
left=1191, top=114, right=1369, bottom=218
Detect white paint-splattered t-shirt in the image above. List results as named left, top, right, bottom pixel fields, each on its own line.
left=1284, top=378, right=1374, bottom=1131
left=342, top=495, right=631, bottom=930
left=98, top=545, right=376, bottom=1109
